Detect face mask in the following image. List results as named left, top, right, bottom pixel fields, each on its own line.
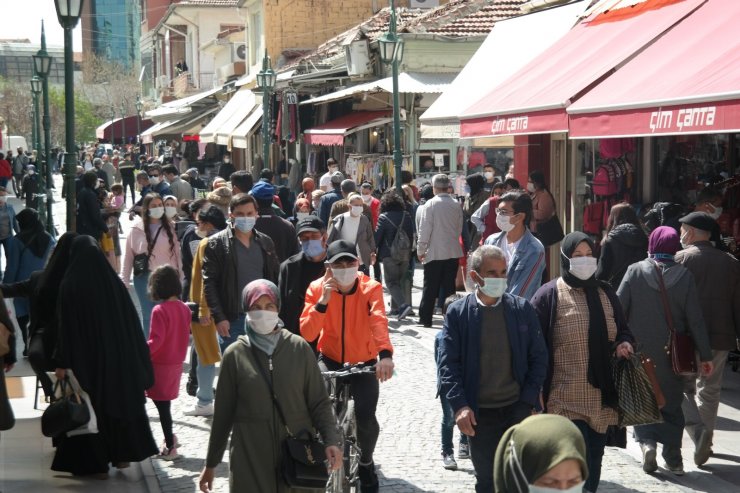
left=296, top=212, right=310, bottom=221
left=94, top=181, right=101, bottom=189
left=149, top=206, right=164, bottom=219
left=350, top=206, right=363, bottom=217
left=528, top=482, right=586, bottom=493
left=223, top=158, right=231, bottom=164
left=332, top=265, right=358, bottom=286
left=496, top=213, right=516, bottom=233
left=149, top=176, right=161, bottom=186
left=464, top=185, right=471, bottom=195
left=233, top=216, right=256, bottom=233
left=568, top=256, right=597, bottom=280
left=302, top=239, right=325, bottom=258
left=527, top=182, right=536, bottom=193
left=165, top=206, right=178, bottom=219
left=484, top=172, right=494, bottom=181
left=680, top=231, right=691, bottom=249
left=361, top=194, right=372, bottom=204
left=476, top=275, right=507, bottom=298
left=706, top=204, right=722, bottom=220
left=29, top=170, right=35, bottom=175
left=247, top=310, right=279, bottom=335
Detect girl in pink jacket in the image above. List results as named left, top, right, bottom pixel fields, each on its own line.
left=146, top=265, right=191, bottom=460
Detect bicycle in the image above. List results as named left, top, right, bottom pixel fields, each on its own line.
left=322, top=363, right=376, bottom=493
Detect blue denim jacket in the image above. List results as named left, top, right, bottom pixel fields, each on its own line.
left=438, top=292, right=548, bottom=415
left=485, top=228, right=545, bottom=300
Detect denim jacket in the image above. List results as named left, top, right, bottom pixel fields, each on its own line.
left=485, top=228, right=545, bottom=300
left=438, top=292, right=548, bottom=415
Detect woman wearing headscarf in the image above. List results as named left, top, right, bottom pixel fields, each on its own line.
left=617, top=226, right=713, bottom=476
left=494, top=414, right=588, bottom=493
left=198, top=279, right=341, bottom=493
left=1, top=208, right=55, bottom=356
left=52, top=235, right=157, bottom=476
left=463, top=173, right=489, bottom=250
left=0, top=232, right=77, bottom=399
left=531, top=232, right=634, bottom=492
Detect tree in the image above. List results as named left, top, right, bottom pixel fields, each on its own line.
left=0, top=77, right=33, bottom=145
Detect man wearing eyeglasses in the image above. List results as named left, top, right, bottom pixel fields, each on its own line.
left=483, top=189, right=545, bottom=300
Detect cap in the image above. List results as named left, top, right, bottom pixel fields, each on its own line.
left=250, top=180, right=275, bottom=200
left=679, top=211, right=717, bottom=232
left=326, top=240, right=358, bottom=263
left=330, top=171, right=344, bottom=184
left=296, top=216, right=326, bottom=235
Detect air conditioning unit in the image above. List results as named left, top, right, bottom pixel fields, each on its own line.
left=410, top=0, right=439, bottom=8
left=233, top=43, right=247, bottom=62
left=345, top=40, right=371, bottom=77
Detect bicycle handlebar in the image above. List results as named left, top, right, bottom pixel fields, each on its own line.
left=321, top=363, right=376, bottom=379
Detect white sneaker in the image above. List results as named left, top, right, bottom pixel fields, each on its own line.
left=184, top=403, right=214, bottom=417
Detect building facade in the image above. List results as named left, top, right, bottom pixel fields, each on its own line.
left=82, top=0, right=142, bottom=72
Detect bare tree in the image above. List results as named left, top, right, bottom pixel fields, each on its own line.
left=0, top=78, right=33, bottom=144
left=78, top=53, right=141, bottom=121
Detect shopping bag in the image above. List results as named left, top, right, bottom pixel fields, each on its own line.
left=612, top=354, right=663, bottom=427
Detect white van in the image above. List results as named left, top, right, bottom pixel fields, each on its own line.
left=3, top=135, right=29, bottom=156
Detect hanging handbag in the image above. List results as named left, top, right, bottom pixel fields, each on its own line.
left=0, top=360, right=15, bottom=431
left=133, top=226, right=162, bottom=276
left=612, top=353, right=663, bottom=427
left=535, top=191, right=565, bottom=247
left=251, top=348, right=329, bottom=489
left=41, top=376, right=90, bottom=438
left=653, top=263, right=697, bottom=376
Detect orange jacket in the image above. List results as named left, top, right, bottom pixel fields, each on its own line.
left=300, top=273, right=393, bottom=364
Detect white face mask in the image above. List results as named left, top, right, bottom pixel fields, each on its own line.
left=165, top=206, right=178, bottom=219
left=568, top=256, right=597, bottom=280
left=149, top=176, right=161, bottom=186
left=361, top=193, right=372, bottom=204
left=680, top=230, right=690, bottom=249
left=247, top=310, right=280, bottom=335
left=484, top=172, right=494, bottom=181
left=528, top=482, right=586, bottom=493
left=296, top=212, right=310, bottom=221
left=496, top=213, right=516, bottom=233
left=332, top=265, right=358, bottom=286
left=350, top=205, right=363, bottom=217
left=527, top=182, right=536, bottom=193
left=706, top=204, right=722, bottom=220
left=476, top=275, right=507, bottom=298
left=223, top=158, right=231, bottom=164
left=149, top=206, right=164, bottom=219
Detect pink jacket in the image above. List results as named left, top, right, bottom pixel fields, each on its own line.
left=122, top=217, right=183, bottom=282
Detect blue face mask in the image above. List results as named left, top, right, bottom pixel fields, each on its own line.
left=302, top=239, right=325, bottom=258
left=233, top=216, right=256, bottom=233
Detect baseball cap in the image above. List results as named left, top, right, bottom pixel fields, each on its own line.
left=330, top=171, right=344, bottom=184
left=296, top=216, right=326, bottom=235
left=326, top=240, right=358, bottom=263
left=249, top=180, right=275, bottom=200
left=679, top=211, right=717, bottom=232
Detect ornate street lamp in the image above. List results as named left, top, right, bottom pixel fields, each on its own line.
left=54, top=0, right=83, bottom=232
left=378, top=0, right=405, bottom=193
left=257, top=53, right=276, bottom=169
left=32, top=22, right=54, bottom=235
left=135, top=96, right=143, bottom=151
left=30, top=76, right=42, bottom=158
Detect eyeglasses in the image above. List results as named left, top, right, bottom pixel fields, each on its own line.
left=495, top=208, right=517, bottom=216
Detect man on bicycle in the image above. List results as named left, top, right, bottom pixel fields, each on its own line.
left=301, top=239, right=394, bottom=493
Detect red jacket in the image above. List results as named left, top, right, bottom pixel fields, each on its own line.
left=0, top=159, right=12, bottom=179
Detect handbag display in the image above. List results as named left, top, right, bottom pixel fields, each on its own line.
left=653, top=263, right=697, bottom=376
left=612, top=353, right=663, bottom=427
left=41, top=377, right=91, bottom=438
left=133, top=226, right=163, bottom=276
left=251, top=349, right=329, bottom=489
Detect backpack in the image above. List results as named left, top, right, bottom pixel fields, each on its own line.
left=388, top=212, right=411, bottom=262
left=593, top=165, right=618, bottom=197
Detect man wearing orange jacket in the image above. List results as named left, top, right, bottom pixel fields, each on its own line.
left=300, top=239, right=394, bottom=493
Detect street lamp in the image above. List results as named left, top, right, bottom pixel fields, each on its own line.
left=54, top=0, right=83, bottom=232
left=121, top=103, right=126, bottom=146
left=32, top=21, right=54, bottom=235
left=135, top=96, right=143, bottom=151
left=30, top=76, right=41, bottom=158
left=378, top=0, right=405, bottom=193
left=256, top=53, right=276, bottom=169
left=110, top=106, right=116, bottom=147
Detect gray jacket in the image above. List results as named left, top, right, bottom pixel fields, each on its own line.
left=416, top=193, right=463, bottom=263
left=675, top=241, right=740, bottom=350
left=327, top=213, right=375, bottom=267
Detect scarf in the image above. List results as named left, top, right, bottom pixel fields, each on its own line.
left=242, top=279, right=283, bottom=355
left=15, top=208, right=51, bottom=258
left=648, top=226, right=680, bottom=263
left=560, top=232, right=617, bottom=409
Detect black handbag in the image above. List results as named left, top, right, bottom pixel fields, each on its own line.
left=41, top=377, right=90, bottom=438
left=185, top=302, right=200, bottom=322
left=251, top=348, right=329, bottom=489
left=133, top=226, right=163, bottom=276
left=612, top=354, right=663, bottom=427
left=0, top=360, right=15, bottom=431
left=536, top=214, right=565, bottom=247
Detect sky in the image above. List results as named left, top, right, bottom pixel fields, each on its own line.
left=4, top=0, right=83, bottom=48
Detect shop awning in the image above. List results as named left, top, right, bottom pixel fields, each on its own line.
left=458, top=0, right=706, bottom=138
left=300, top=73, right=455, bottom=106
left=419, top=1, right=587, bottom=140
left=568, top=0, right=740, bottom=138
left=96, top=116, right=153, bottom=142
left=231, top=106, right=264, bottom=149
left=200, top=89, right=258, bottom=144
left=140, top=107, right=219, bottom=144
left=145, top=86, right=222, bottom=122
left=303, top=111, right=392, bottom=146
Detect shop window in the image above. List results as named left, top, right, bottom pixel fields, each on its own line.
left=455, top=144, right=513, bottom=177
left=418, top=150, right=450, bottom=174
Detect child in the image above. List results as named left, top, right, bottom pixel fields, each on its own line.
left=435, top=293, right=469, bottom=471
left=146, top=265, right=192, bottom=460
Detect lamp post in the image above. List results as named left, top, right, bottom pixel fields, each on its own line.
left=378, top=0, right=405, bottom=193
left=256, top=53, right=276, bottom=169
left=55, top=0, right=83, bottom=232
left=121, top=103, right=126, bottom=147
left=135, top=96, right=143, bottom=150
left=110, top=106, right=116, bottom=147
left=30, top=77, right=41, bottom=157
left=32, top=21, right=54, bottom=235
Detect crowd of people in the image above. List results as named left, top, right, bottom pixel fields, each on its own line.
left=0, top=143, right=738, bottom=493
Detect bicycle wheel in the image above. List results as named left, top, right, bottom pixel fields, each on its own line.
left=342, top=399, right=360, bottom=493
left=326, top=463, right=345, bottom=493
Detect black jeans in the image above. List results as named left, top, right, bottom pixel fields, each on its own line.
left=469, top=402, right=531, bottom=493
left=16, top=315, right=29, bottom=351
left=573, top=420, right=607, bottom=493
left=153, top=400, right=174, bottom=448
left=419, top=258, right=458, bottom=326
left=27, top=333, right=54, bottom=397
left=122, top=177, right=136, bottom=204
left=319, top=357, right=380, bottom=464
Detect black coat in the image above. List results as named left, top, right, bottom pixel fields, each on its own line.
left=596, top=223, right=648, bottom=289
left=278, top=252, right=326, bottom=335
left=374, top=209, right=415, bottom=261
left=75, top=186, right=108, bottom=240
left=254, top=208, right=300, bottom=264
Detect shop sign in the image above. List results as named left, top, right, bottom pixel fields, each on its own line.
left=491, top=116, right=528, bottom=134
left=650, top=106, right=716, bottom=133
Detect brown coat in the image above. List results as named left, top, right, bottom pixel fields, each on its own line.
left=675, top=241, right=740, bottom=350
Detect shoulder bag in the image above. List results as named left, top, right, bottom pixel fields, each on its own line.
left=535, top=191, right=564, bottom=247
left=653, top=263, right=697, bottom=375
left=133, top=226, right=163, bottom=277
left=41, top=376, right=90, bottom=438
left=251, top=348, right=329, bottom=489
